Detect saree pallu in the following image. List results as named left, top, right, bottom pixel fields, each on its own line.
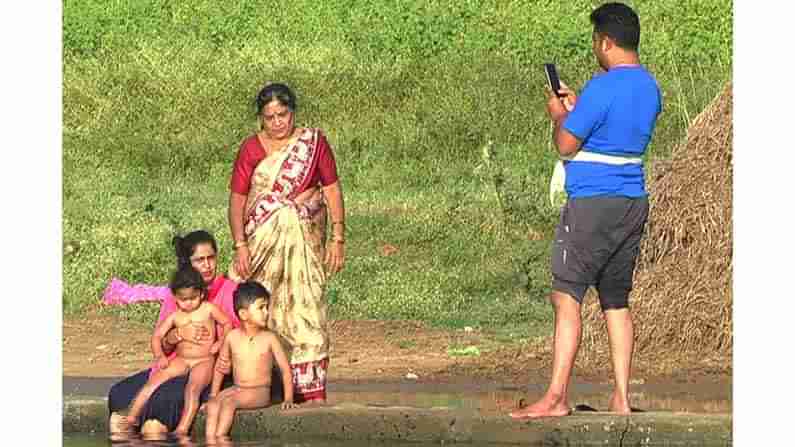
left=229, top=128, right=330, bottom=403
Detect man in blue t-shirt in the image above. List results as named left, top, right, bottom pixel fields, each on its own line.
left=511, top=2, right=661, bottom=420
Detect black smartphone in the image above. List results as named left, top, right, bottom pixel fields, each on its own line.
left=544, top=63, right=562, bottom=97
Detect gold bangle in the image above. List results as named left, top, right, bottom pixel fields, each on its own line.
left=331, top=237, right=345, bottom=244
left=234, top=240, right=247, bottom=249
left=332, top=221, right=345, bottom=226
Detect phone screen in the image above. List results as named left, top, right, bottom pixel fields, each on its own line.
left=544, top=63, right=562, bottom=97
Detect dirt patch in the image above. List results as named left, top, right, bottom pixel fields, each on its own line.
left=63, top=311, right=728, bottom=386
left=63, top=311, right=540, bottom=381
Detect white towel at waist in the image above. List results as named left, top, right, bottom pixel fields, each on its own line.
left=560, top=150, right=642, bottom=165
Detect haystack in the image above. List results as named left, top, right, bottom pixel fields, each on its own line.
left=579, top=82, right=733, bottom=371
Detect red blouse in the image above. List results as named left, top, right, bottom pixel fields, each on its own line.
left=229, top=129, right=339, bottom=195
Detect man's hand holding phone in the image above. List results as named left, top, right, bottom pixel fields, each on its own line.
left=544, top=63, right=576, bottom=120
left=546, top=80, right=576, bottom=119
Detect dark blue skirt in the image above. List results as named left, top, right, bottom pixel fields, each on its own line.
left=107, top=367, right=284, bottom=432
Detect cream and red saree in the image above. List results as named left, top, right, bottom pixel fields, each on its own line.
left=229, top=128, right=331, bottom=403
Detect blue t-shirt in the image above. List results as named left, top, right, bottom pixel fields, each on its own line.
left=562, top=65, right=662, bottom=198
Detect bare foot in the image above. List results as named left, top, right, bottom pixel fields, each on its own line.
left=210, top=435, right=234, bottom=447
left=608, top=393, right=631, bottom=415
left=114, top=415, right=140, bottom=432
left=173, top=433, right=195, bottom=446
left=140, top=431, right=169, bottom=442
left=509, top=395, right=571, bottom=420
left=108, top=413, right=124, bottom=434
left=172, top=427, right=189, bottom=436
left=108, top=427, right=135, bottom=443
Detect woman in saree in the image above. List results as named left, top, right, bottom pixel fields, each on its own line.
left=105, top=230, right=244, bottom=435
left=226, top=82, right=345, bottom=404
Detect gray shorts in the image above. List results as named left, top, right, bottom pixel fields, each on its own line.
left=551, top=196, right=649, bottom=311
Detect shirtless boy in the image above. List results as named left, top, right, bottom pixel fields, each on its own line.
left=204, top=281, right=295, bottom=439
left=120, top=266, right=233, bottom=433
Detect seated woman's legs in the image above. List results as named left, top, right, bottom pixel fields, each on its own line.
left=137, top=373, right=190, bottom=434
left=108, top=370, right=149, bottom=433
left=122, top=358, right=189, bottom=429
left=140, top=370, right=232, bottom=435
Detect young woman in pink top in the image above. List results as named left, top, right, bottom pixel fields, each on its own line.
left=106, top=230, right=244, bottom=435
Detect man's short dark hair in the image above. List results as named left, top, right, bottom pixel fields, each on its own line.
left=233, top=281, right=271, bottom=318
left=590, top=2, right=641, bottom=51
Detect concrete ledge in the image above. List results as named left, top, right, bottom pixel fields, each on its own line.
left=64, top=397, right=732, bottom=445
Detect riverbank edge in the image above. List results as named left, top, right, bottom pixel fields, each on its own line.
left=64, top=397, right=731, bottom=445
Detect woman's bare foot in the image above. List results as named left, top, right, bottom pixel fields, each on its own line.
left=608, top=392, right=631, bottom=414
left=140, top=430, right=168, bottom=442
left=509, top=394, right=571, bottom=420
left=108, top=415, right=136, bottom=442
left=114, top=414, right=140, bottom=432
left=108, top=412, right=124, bottom=434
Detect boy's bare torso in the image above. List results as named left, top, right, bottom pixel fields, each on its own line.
left=173, top=302, right=218, bottom=360
left=227, top=329, right=279, bottom=388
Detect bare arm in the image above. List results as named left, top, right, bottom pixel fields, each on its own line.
left=211, top=336, right=232, bottom=398
left=162, top=327, right=182, bottom=354
left=270, top=334, right=295, bottom=408
left=229, top=191, right=251, bottom=279
left=545, top=86, right=581, bottom=156
left=553, top=119, right=582, bottom=157
left=208, top=303, right=234, bottom=354
left=156, top=297, right=179, bottom=354
left=322, top=180, right=346, bottom=274
left=228, top=192, right=248, bottom=245
left=151, top=313, right=176, bottom=360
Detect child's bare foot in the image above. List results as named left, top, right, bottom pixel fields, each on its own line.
left=207, top=435, right=234, bottom=447
left=172, top=433, right=194, bottom=446
left=608, top=393, right=631, bottom=415
left=509, top=394, right=571, bottom=420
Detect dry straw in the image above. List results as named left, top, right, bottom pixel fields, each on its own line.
left=579, top=82, right=733, bottom=372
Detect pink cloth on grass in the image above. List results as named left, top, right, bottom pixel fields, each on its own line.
left=102, top=278, right=172, bottom=305
left=102, top=275, right=240, bottom=376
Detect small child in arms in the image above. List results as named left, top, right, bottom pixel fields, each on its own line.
left=120, top=266, right=233, bottom=434
left=204, top=281, right=295, bottom=439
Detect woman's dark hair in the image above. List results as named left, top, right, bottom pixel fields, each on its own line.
left=172, top=230, right=218, bottom=269
left=254, top=82, right=297, bottom=116
left=590, top=2, right=640, bottom=51
left=169, top=265, right=208, bottom=296
left=233, top=281, right=271, bottom=318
